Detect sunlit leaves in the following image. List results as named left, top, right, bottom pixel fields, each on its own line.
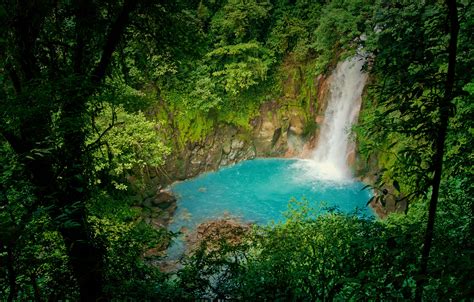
left=89, top=104, right=170, bottom=190
left=189, top=77, right=223, bottom=112
left=207, top=42, right=273, bottom=96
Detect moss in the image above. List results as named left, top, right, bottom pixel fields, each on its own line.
left=302, top=119, right=318, bottom=138
left=238, top=130, right=255, bottom=143
left=174, top=111, right=215, bottom=145
left=152, top=52, right=330, bottom=156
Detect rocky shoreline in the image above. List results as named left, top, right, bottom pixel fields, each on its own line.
left=140, top=190, right=178, bottom=228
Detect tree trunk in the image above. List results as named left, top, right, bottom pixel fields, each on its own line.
left=57, top=1, right=138, bottom=298
left=2, top=0, right=137, bottom=300
left=61, top=226, right=104, bottom=301
left=414, top=0, right=459, bottom=300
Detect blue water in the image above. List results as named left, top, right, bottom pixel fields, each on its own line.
left=168, top=158, right=372, bottom=236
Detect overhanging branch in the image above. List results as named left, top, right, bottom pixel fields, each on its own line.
left=85, top=121, right=124, bottom=152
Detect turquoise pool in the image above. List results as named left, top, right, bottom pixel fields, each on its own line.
left=169, top=158, right=372, bottom=232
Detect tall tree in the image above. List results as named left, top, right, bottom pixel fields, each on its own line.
left=0, top=0, right=138, bottom=300
left=415, top=0, right=459, bottom=300
left=359, top=0, right=471, bottom=299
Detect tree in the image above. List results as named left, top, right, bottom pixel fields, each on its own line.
left=415, top=1, right=459, bottom=299
left=175, top=201, right=423, bottom=300
left=210, top=0, right=272, bottom=45
left=358, top=0, right=472, bottom=299
left=0, top=0, right=164, bottom=300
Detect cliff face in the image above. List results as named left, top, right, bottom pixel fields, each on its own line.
left=152, top=98, right=314, bottom=186
left=139, top=56, right=402, bottom=218
left=143, top=57, right=336, bottom=189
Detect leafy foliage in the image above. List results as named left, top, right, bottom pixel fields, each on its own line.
left=0, top=142, right=78, bottom=300
left=207, top=42, right=274, bottom=96
left=356, top=0, right=473, bottom=204
left=0, top=0, right=187, bottom=299
left=210, top=0, right=272, bottom=44
left=174, top=197, right=472, bottom=300
left=90, top=103, right=170, bottom=190
left=1, top=0, right=473, bottom=300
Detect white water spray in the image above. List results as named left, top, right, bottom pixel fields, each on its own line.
left=295, top=56, right=367, bottom=182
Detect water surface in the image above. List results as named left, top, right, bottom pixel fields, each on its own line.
left=167, top=55, right=369, bottom=258
left=169, top=158, right=372, bottom=233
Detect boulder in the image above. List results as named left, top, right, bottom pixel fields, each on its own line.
left=152, top=191, right=177, bottom=210
left=185, top=218, right=252, bottom=254
left=231, top=138, right=245, bottom=150
left=222, top=140, right=232, bottom=154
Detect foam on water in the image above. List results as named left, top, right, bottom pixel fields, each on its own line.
left=167, top=158, right=372, bottom=259
left=166, top=55, right=370, bottom=259
left=309, top=56, right=368, bottom=181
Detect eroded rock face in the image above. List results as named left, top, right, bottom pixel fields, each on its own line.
left=156, top=100, right=316, bottom=185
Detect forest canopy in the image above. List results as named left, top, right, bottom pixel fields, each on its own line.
left=0, top=0, right=472, bottom=300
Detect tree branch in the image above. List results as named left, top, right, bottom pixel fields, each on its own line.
left=86, top=121, right=124, bottom=152
left=91, top=0, right=138, bottom=85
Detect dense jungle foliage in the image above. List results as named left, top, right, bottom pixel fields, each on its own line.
left=0, top=0, right=472, bottom=300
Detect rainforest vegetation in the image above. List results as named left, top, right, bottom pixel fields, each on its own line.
left=0, top=0, right=473, bottom=300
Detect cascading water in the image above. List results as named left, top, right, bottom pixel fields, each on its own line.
left=297, top=55, right=367, bottom=182
left=166, top=55, right=372, bottom=259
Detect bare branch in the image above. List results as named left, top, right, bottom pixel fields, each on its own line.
left=85, top=121, right=124, bottom=152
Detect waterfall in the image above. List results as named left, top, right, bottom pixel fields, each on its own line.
left=295, top=56, right=367, bottom=182
left=312, top=56, right=367, bottom=181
